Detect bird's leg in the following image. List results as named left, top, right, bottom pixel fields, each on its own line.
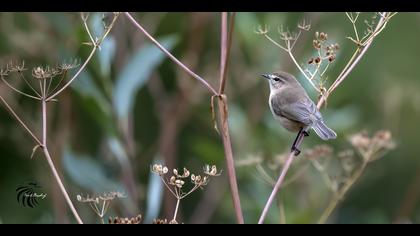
left=291, top=128, right=304, bottom=156
left=303, top=129, right=310, bottom=137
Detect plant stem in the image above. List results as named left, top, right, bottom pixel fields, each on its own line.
left=172, top=198, right=180, bottom=221
left=124, top=12, right=218, bottom=96
left=217, top=12, right=244, bottom=224
left=42, top=100, right=47, bottom=145
left=0, top=95, right=41, bottom=145
left=217, top=95, right=244, bottom=224
left=41, top=100, right=83, bottom=224
left=326, top=12, right=388, bottom=96
left=218, top=12, right=235, bottom=94
left=46, top=48, right=97, bottom=101
left=258, top=152, right=295, bottom=224
left=42, top=146, right=83, bottom=224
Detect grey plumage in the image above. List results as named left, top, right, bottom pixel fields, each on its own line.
left=264, top=71, right=336, bottom=140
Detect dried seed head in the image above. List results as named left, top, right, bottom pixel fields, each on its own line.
left=313, top=39, right=321, bottom=49
left=308, top=58, right=314, bottom=64
left=58, top=59, right=80, bottom=71
left=32, top=66, right=60, bottom=80
left=109, top=214, right=142, bottom=224
left=349, top=131, right=371, bottom=150
left=319, top=32, right=328, bottom=41
left=314, top=57, right=321, bottom=64
left=169, top=176, right=184, bottom=188
left=204, top=164, right=222, bottom=176
left=153, top=218, right=168, bottom=224
left=151, top=164, right=168, bottom=176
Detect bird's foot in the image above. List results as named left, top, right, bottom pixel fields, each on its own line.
left=291, top=146, right=301, bottom=156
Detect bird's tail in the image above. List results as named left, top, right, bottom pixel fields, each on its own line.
left=312, top=120, right=337, bottom=140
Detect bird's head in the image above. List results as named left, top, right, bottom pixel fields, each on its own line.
left=261, top=71, right=298, bottom=91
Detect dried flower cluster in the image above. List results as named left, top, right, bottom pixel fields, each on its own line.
left=77, top=191, right=126, bottom=203
left=349, top=130, right=395, bottom=162
left=152, top=164, right=221, bottom=196
left=151, top=164, right=221, bottom=222
left=108, top=215, right=142, bottom=224
left=346, top=12, right=397, bottom=47
left=152, top=218, right=179, bottom=224
left=1, top=60, right=79, bottom=100
left=77, top=191, right=126, bottom=224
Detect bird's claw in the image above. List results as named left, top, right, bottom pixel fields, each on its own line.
left=291, top=146, right=301, bottom=156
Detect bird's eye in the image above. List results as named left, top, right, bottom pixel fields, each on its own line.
left=273, top=77, right=280, bottom=82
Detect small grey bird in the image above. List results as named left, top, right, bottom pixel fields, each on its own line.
left=262, top=71, right=336, bottom=155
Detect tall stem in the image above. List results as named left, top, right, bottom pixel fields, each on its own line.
left=217, top=96, right=244, bottom=224
left=41, top=100, right=83, bottom=224
left=172, top=198, right=180, bottom=221
left=217, top=12, right=244, bottom=224
left=258, top=153, right=295, bottom=224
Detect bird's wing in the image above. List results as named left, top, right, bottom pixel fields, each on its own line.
left=271, top=96, right=321, bottom=125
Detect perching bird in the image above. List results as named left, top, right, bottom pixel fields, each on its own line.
left=262, top=71, right=336, bottom=155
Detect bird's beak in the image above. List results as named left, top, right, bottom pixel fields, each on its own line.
left=261, top=74, right=270, bottom=80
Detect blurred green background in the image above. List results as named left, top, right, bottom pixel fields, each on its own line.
left=0, top=12, right=419, bottom=224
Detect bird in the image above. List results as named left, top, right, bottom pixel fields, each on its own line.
left=262, top=71, right=336, bottom=155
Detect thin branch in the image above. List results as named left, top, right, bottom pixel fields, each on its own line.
left=47, top=13, right=119, bottom=101
left=48, top=70, right=67, bottom=97
left=1, top=76, right=41, bottom=100
left=218, top=12, right=235, bottom=94
left=41, top=100, right=83, bottom=223
left=0, top=95, right=41, bottom=145
left=46, top=48, right=96, bottom=101
left=326, top=13, right=388, bottom=98
left=160, top=176, right=177, bottom=197
left=124, top=12, right=218, bottom=95
left=258, top=150, right=295, bottom=224
left=216, top=12, right=244, bottom=224
left=217, top=95, right=244, bottom=224
left=18, top=71, right=41, bottom=97
left=172, top=198, right=181, bottom=221
left=180, top=184, right=200, bottom=199
left=42, top=146, right=83, bottom=223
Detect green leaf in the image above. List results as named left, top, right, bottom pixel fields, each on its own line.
left=62, top=148, right=124, bottom=193
left=113, top=35, right=178, bottom=120
left=89, top=12, right=105, bottom=38
left=71, top=71, right=115, bottom=134
left=98, top=36, right=116, bottom=77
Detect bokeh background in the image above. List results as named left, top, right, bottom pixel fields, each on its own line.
left=0, top=12, right=419, bottom=224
